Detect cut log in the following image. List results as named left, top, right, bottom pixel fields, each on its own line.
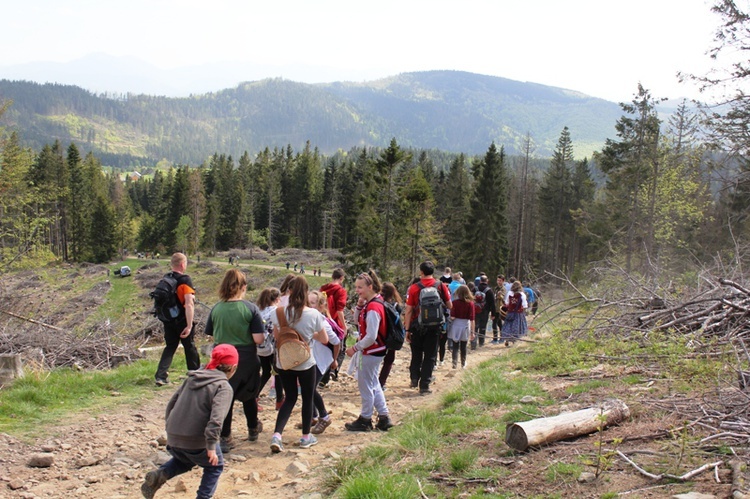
left=505, top=398, right=630, bottom=451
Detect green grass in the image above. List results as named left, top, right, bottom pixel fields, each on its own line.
left=545, top=461, right=583, bottom=483
left=0, top=357, right=178, bottom=437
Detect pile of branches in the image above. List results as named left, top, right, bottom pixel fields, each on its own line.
left=0, top=317, right=145, bottom=370
left=541, top=260, right=750, bottom=344
left=636, top=278, right=750, bottom=338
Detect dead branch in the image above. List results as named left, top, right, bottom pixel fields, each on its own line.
left=0, top=309, right=66, bottom=332
left=615, top=450, right=722, bottom=481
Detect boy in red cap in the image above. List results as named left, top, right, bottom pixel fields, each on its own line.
left=141, top=344, right=238, bottom=499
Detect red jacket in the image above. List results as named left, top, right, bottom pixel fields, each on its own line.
left=320, top=282, right=347, bottom=330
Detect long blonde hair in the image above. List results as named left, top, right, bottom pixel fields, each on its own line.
left=309, top=290, right=331, bottom=319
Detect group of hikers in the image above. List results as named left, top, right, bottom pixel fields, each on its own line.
left=141, top=253, right=539, bottom=499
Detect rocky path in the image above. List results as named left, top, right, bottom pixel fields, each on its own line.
left=0, top=341, right=509, bottom=499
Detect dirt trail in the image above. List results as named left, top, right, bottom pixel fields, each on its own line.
left=0, top=339, right=510, bottom=499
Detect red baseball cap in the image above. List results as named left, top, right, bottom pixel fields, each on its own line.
left=206, top=344, right=239, bottom=370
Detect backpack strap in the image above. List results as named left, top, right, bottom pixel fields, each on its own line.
left=275, top=307, right=289, bottom=328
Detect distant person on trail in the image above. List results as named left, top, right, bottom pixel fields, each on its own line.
left=294, top=262, right=298, bottom=272
left=203, top=269, right=266, bottom=452
left=285, top=261, right=290, bottom=270
left=154, top=253, right=201, bottom=386
left=378, top=282, right=403, bottom=392
left=472, top=275, right=495, bottom=349
left=492, top=275, right=508, bottom=343
left=140, top=344, right=238, bottom=499
left=440, top=267, right=453, bottom=285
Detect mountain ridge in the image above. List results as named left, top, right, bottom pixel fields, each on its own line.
left=0, top=69, right=629, bottom=166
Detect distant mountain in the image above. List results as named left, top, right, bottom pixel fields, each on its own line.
left=0, top=70, right=625, bottom=166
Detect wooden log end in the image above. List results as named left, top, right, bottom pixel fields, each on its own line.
left=505, top=423, right=529, bottom=451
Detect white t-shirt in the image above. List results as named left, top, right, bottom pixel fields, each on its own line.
left=312, top=313, right=341, bottom=375
left=270, top=306, right=325, bottom=371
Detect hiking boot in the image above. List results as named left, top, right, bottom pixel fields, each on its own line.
left=376, top=415, right=394, bottom=431
left=248, top=421, right=263, bottom=441
left=299, top=434, right=318, bottom=448
left=154, top=378, right=168, bottom=387
left=311, top=417, right=332, bottom=435
left=220, top=436, right=234, bottom=453
left=419, top=388, right=432, bottom=396
left=345, top=416, right=373, bottom=432
left=410, top=380, right=418, bottom=389
left=141, top=469, right=168, bottom=499
left=270, top=435, right=283, bottom=453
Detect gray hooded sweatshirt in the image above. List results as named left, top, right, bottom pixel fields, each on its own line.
left=165, top=369, right=233, bottom=451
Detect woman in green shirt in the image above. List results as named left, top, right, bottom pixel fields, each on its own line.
left=205, top=269, right=266, bottom=451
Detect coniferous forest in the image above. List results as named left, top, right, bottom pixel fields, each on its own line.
left=1, top=0, right=750, bottom=286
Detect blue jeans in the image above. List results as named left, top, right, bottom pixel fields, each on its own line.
left=160, top=445, right=224, bottom=499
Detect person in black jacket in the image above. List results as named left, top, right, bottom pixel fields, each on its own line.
left=471, top=275, right=495, bottom=349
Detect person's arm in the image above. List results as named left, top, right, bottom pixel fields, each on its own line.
left=205, top=382, right=233, bottom=463
left=404, top=304, right=414, bottom=343
left=313, top=327, right=328, bottom=344
left=181, top=292, right=195, bottom=338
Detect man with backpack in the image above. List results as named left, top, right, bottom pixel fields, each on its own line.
left=404, top=261, right=452, bottom=395
left=153, top=253, right=201, bottom=386
left=472, top=275, right=495, bottom=349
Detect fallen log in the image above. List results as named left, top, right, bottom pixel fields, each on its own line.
left=505, top=399, right=630, bottom=451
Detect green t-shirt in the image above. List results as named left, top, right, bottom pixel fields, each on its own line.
left=205, top=300, right=265, bottom=346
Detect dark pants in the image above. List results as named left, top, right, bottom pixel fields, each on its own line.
left=378, top=349, right=396, bottom=388
left=161, top=445, right=223, bottom=499
left=452, top=340, right=468, bottom=366
left=155, top=321, right=200, bottom=381
left=409, top=326, right=440, bottom=390
left=492, top=315, right=504, bottom=341
left=274, top=365, right=317, bottom=435
left=313, top=368, right=329, bottom=419
left=471, top=312, right=490, bottom=349
left=438, top=331, right=448, bottom=362
left=221, top=345, right=260, bottom=438
left=259, top=354, right=283, bottom=403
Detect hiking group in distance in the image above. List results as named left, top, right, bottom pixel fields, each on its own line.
left=142, top=252, right=539, bottom=498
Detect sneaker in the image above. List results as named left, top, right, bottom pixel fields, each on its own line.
left=376, top=415, right=394, bottom=431
left=141, top=469, right=168, bottom=499
left=270, top=435, right=283, bottom=453
left=419, top=388, right=432, bottom=396
left=220, top=436, right=234, bottom=453
left=345, top=416, right=373, bottom=432
left=311, top=417, right=332, bottom=435
left=276, top=397, right=285, bottom=411
left=410, top=380, right=418, bottom=389
left=248, top=421, right=263, bottom=441
left=154, top=378, right=168, bottom=387
left=299, top=434, right=318, bottom=448
left=296, top=418, right=318, bottom=429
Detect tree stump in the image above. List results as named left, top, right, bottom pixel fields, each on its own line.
left=505, top=398, right=630, bottom=451
left=0, top=354, right=24, bottom=387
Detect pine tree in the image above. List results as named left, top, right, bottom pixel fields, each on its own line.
left=463, top=143, right=510, bottom=276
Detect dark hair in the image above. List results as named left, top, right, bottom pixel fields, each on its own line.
left=218, top=268, right=246, bottom=301
left=286, top=276, right=309, bottom=324
left=467, top=282, right=476, bottom=292
left=356, top=269, right=382, bottom=293
left=332, top=268, right=345, bottom=280
left=480, top=275, right=488, bottom=283
left=381, top=282, right=403, bottom=305
left=497, top=274, right=505, bottom=280
left=419, top=261, right=435, bottom=276
left=279, top=273, right=295, bottom=294
left=257, top=287, right=280, bottom=309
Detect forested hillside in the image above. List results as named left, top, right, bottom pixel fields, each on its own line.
left=0, top=71, right=622, bottom=167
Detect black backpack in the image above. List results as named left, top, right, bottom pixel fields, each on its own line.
left=150, top=272, right=181, bottom=323
left=372, top=297, right=406, bottom=351
left=417, top=281, right=446, bottom=328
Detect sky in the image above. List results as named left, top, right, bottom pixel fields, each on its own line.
left=1, top=0, right=724, bottom=103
